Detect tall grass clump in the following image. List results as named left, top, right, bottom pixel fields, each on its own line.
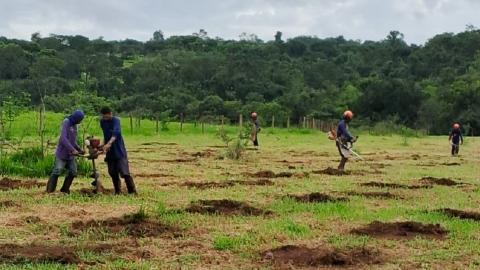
left=0, top=146, right=91, bottom=178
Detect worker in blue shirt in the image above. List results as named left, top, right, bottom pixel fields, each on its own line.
left=449, top=123, right=463, bottom=156
left=336, top=110, right=357, bottom=171
left=99, top=107, right=137, bottom=194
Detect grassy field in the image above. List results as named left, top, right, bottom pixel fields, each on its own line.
left=0, top=115, right=479, bottom=269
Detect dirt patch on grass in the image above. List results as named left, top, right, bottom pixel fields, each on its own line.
left=136, top=173, right=174, bottom=178
left=0, top=243, right=80, bottom=264
left=191, top=150, right=216, bottom=158
left=83, top=241, right=153, bottom=260
left=0, top=177, right=43, bottom=191
left=441, top=162, right=461, bottom=166
left=186, top=199, right=270, bottom=216
left=262, top=245, right=383, bottom=269
left=162, top=158, right=197, bottom=163
left=70, top=213, right=181, bottom=238
left=0, top=200, right=20, bottom=208
left=345, top=191, right=400, bottom=199
left=419, top=177, right=460, bottom=186
left=182, top=179, right=274, bottom=189
left=437, top=208, right=480, bottom=221
left=23, top=215, right=42, bottom=224
left=351, top=221, right=448, bottom=239
left=140, top=142, right=177, bottom=146
left=360, top=181, right=431, bottom=189
left=77, top=188, right=115, bottom=196
left=244, top=170, right=296, bottom=178
left=312, top=167, right=352, bottom=176
left=287, top=192, right=349, bottom=203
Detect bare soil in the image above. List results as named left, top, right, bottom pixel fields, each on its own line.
left=244, top=170, right=294, bottom=178
left=437, top=208, right=480, bottom=221
left=345, top=191, right=400, bottom=199
left=0, top=177, right=43, bottom=191
left=0, top=200, right=20, bottom=208
left=182, top=179, right=274, bottom=189
left=360, top=182, right=432, bottom=189
left=287, top=192, right=349, bottom=203
left=0, top=243, right=80, bottom=264
left=351, top=221, right=448, bottom=239
left=136, top=173, right=174, bottom=178
left=140, top=142, right=178, bottom=146
left=186, top=199, right=270, bottom=216
left=78, top=188, right=115, bottom=196
left=312, top=167, right=352, bottom=176
left=162, top=158, right=197, bottom=163
left=70, top=213, right=181, bottom=238
left=262, top=245, right=383, bottom=269
left=419, top=177, right=460, bottom=186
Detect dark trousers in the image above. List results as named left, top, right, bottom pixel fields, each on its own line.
left=451, top=144, right=460, bottom=156
left=107, top=158, right=136, bottom=194
left=336, top=141, right=348, bottom=170
left=46, top=157, right=77, bottom=193
left=253, top=137, right=259, bottom=147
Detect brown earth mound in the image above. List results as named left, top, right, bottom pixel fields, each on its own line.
left=140, top=142, right=177, bottom=146
left=182, top=179, right=274, bottom=189
left=23, top=216, right=42, bottom=224
left=0, top=200, right=20, bottom=208
left=186, top=199, right=270, bottom=216
left=0, top=177, right=43, bottom=191
left=83, top=241, right=153, bottom=260
left=136, top=173, right=174, bottom=178
left=262, top=245, right=383, bottom=269
left=78, top=188, right=115, bottom=196
left=419, top=177, right=459, bottom=186
left=71, top=213, right=180, bottom=238
left=191, top=150, right=216, bottom=158
left=351, top=221, right=448, bottom=239
left=162, top=158, right=197, bottom=163
left=288, top=192, right=349, bottom=203
left=437, top=208, right=480, bottom=221
left=0, top=244, right=80, bottom=264
left=360, top=182, right=431, bottom=189
left=345, top=191, right=400, bottom=199
left=312, top=167, right=351, bottom=176
left=441, top=162, right=461, bottom=166
left=244, top=170, right=295, bottom=178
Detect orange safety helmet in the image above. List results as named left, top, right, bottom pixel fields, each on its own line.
left=453, top=123, right=460, bottom=129
left=251, top=112, right=258, bottom=118
left=343, top=110, right=354, bottom=120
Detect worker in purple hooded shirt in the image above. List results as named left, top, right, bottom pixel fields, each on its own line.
left=46, top=110, right=85, bottom=193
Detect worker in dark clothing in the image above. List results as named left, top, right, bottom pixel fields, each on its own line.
left=46, top=110, right=85, bottom=194
left=336, top=110, right=357, bottom=171
left=250, top=112, right=261, bottom=148
left=449, top=123, right=463, bottom=156
left=99, top=107, right=137, bottom=194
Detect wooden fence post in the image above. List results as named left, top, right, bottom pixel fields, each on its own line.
left=303, top=117, right=306, bottom=129
left=129, top=114, right=133, bottom=135
left=239, top=114, right=243, bottom=128
left=271, top=115, right=275, bottom=128
left=287, top=116, right=290, bottom=129
left=180, top=113, right=184, bottom=132
left=156, top=117, right=159, bottom=134
left=201, top=121, right=205, bottom=134
left=221, top=115, right=224, bottom=129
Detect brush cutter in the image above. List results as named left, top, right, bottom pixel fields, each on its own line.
left=338, top=137, right=364, bottom=161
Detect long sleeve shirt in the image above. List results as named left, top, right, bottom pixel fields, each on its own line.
left=101, top=117, right=127, bottom=161
left=336, top=119, right=353, bottom=143
left=55, top=118, right=81, bottom=160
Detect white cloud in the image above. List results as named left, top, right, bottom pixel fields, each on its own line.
left=0, top=0, right=479, bottom=44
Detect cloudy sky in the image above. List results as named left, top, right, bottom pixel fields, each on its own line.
left=0, top=0, right=479, bottom=44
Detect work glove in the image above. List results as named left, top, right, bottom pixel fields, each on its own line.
left=78, top=150, right=86, bottom=155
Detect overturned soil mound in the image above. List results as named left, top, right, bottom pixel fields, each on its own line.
left=0, top=177, right=43, bottom=191
left=263, top=245, right=383, bottom=268
left=182, top=179, right=274, bottom=189
left=140, top=142, right=177, bottom=146
left=191, top=150, right=216, bottom=158
left=0, top=244, right=80, bottom=264
left=71, top=213, right=180, bottom=238
left=0, top=200, right=20, bottom=208
left=351, top=221, right=448, bottom=239
left=83, top=241, right=153, bottom=260
left=360, top=182, right=431, bottom=189
left=437, top=208, right=480, bottom=221
left=345, top=191, right=400, bottom=199
left=312, top=167, right=352, bottom=176
left=288, top=192, right=348, bottom=203
left=244, top=170, right=294, bottom=178
left=78, top=188, right=115, bottom=196
left=162, top=158, right=197, bottom=163
left=419, top=177, right=459, bottom=186
left=136, top=173, right=173, bottom=178
left=186, top=199, right=270, bottom=216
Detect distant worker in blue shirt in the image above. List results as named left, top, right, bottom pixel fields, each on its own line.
left=99, top=107, right=137, bottom=194
left=449, top=123, right=463, bottom=156
left=336, top=110, right=357, bottom=172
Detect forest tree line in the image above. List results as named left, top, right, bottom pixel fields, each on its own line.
left=1, top=28, right=480, bottom=135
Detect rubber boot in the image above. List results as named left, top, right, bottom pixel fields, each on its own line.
left=112, top=176, right=122, bottom=195
left=46, top=175, right=59, bottom=193
left=124, top=175, right=137, bottom=194
left=338, top=158, right=347, bottom=172
left=60, top=175, right=75, bottom=194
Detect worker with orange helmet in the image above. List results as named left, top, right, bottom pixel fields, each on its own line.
left=250, top=112, right=261, bottom=148
left=336, top=110, right=357, bottom=171
left=449, top=123, right=463, bottom=156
